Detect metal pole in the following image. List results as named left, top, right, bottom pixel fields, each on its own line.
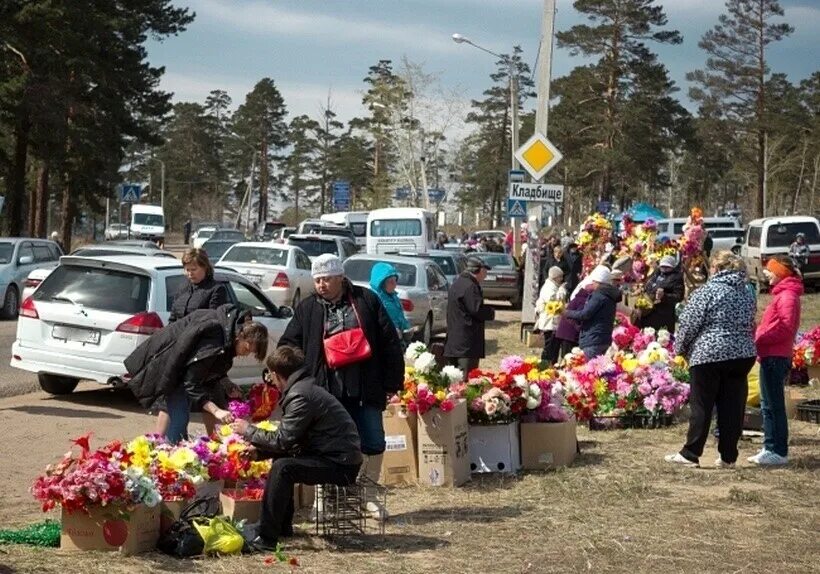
left=246, top=155, right=255, bottom=234
left=762, top=131, right=768, bottom=217
left=510, top=59, right=520, bottom=252
left=534, top=0, right=556, bottom=137
left=160, top=161, right=165, bottom=210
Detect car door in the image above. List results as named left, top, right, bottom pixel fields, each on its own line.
left=14, top=242, right=36, bottom=289
left=428, top=264, right=449, bottom=332
left=223, top=278, right=291, bottom=383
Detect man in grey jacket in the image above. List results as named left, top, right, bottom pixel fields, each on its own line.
left=231, top=345, right=362, bottom=551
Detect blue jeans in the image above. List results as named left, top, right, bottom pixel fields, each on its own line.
left=582, top=345, right=609, bottom=360
left=165, top=386, right=191, bottom=444
left=759, top=356, right=790, bottom=457
left=343, top=399, right=385, bottom=455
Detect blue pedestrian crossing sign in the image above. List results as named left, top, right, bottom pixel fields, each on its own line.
left=506, top=198, right=528, bottom=219
left=120, top=184, right=142, bottom=203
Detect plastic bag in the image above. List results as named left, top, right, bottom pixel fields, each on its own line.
left=192, top=516, right=244, bottom=555
left=747, top=363, right=760, bottom=407
left=157, top=498, right=216, bottom=558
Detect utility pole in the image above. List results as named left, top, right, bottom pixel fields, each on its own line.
left=521, top=0, right=557, bottom=330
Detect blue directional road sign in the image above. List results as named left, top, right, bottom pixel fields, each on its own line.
left=332, top=180, right=351, bottom=210
left=427, top=188, right=446, bottom=203
left=120, top=184, right=142, bottom=203
left=506, top=198, right=528, bottom=219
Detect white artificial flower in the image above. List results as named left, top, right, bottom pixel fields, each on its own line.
left=441, top=365, right=464, bottom=384
left=405, top=341, right=427, bottom=361
left=526, top=395, right=540, bottom=410
left=414, top=352, right=437, bottom=374
left=657, top=329, right=671, bottom=345
left=529, top=383, right=542, bottom=397
left=643, top=327, right=656, bottom=338
left=514, top=374, right=528, bottom=389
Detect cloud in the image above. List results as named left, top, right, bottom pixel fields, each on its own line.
left=189, top=0, right=459, bottom=55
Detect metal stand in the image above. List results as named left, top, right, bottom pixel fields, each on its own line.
left=313, top=477, right=387, bottom=537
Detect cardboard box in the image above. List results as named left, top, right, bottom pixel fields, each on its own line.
left=417, top=400, right=471, bottom=487
left=61, top=503, right=160, bottom=555
left=194, top=479, right=224, bottom=501
left=159, top=499, right=187, bottom=536
left=380, top=405, right=418, bottom=485
left=520, top=419, right=577, bottom=470
left=787, top=386, right=808, bottom=420
left=524, top=331, right=544, bottom=349
left=469, top=422, right=521, bottom=473
left=220, top=491, right=262, bottom=523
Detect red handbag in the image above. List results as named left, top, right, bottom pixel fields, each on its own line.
left=323, top=298, right=372, bottom=369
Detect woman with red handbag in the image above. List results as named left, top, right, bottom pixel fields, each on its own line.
left=278, top=254, right=404, bottom=521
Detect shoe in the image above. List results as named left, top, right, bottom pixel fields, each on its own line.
left=364, top=500, right=388, bottom=522
left=752, top=451, right=788, bottom=466
left=747, top=449, right=766, bottom=464
left=715, top=457, right=735, bottom=469
left=664, top=453, right=698, bottom=467
left=246, top=535, right=279, bottom=553
left=359, top=454, right=389, bottom=522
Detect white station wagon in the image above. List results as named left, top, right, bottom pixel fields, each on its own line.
left=11, top=256, right=292, bottom=395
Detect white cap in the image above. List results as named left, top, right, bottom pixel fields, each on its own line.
left=311, top=254, right=344, bottom=278
left=588, top=266, right=612, bottom=285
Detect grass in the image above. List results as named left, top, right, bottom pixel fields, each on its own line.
left=1, top=297, right=818, bottom=573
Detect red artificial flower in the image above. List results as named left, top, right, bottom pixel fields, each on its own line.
left=439, top=399, right=455, bottom=413
left=71, top=433, right=93, bottom=460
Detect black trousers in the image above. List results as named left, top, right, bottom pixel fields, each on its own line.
left=680, top=357, right=754, bottom=464
left=259, top=456, right=360, bottom=542
left=448, top=357, right=479, bottom=380
left=541, top=331, right=561, bottom=365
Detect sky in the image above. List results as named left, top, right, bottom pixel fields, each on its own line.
left=147, top=0, right=820, bottom=127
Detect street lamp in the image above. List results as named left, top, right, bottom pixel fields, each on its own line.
left=452, top=33, right=520, bottom=216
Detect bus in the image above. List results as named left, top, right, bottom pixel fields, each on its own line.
left=366, top=208, right=435, bottom=254
left=320, top=211, right=369, bottom=247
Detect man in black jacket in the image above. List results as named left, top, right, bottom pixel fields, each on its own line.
left=278, top=254, right=403, bottom=520
left=443, top=256, right=496, bottom=376
left=232, top=346, right=362, bottom=551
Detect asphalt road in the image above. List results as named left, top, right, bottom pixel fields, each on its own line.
left=0, top=318, right=40, bottom=398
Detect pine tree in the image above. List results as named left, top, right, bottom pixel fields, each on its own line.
left=687, top=0, right=793, bottom=217
left=284, top=115, right=321, bottom=222
left=315, top=95, right=344, bottom=214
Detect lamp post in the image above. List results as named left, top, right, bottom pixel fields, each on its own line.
left=229, top=132, right=257, bottom=233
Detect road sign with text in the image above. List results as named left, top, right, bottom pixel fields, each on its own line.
left=508, top=182, right=564, bottom=203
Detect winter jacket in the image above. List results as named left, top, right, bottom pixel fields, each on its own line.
left=755, top=276, right=803, bottom=359
left=443, top=272, right=496, bottom=359
left=369, top=262, right=410, bottom=333
left=534, top=279, right=567, bottom=332
left=168, top=276, right=229, bottom=323
left=638, top=267, right=685, bottom=333
left=278, top=281, right=404, bottom=410
left=243, top=368, right=363, bottom=467
left=555, top=288, right=590, bottom=343
left=564, top=284, right=622, bottom=350
left=125, top=304, right=247, bottom=409
left=674, top=270, right=757, bottom=367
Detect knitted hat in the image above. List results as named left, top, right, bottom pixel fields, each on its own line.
left=548, top=266, right=564, bottom=280
left=588, top=266, right=612, bottom=285
left=311, top=254, right=344, bottom=278
left=466, top=256, right=491, bottom=273
left=659, top=255, right=677, bottom=268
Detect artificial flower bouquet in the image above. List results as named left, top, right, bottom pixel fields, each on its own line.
left=793, top=326, right=820, bottom=370
left=392, top=342, right=463, bottom=415
left=544, top=300, right=565, bottom=317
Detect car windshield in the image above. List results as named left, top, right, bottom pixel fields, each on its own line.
left=222, top=246, right=288, bottom=266
left=203, top=241, right=237, bottom=260
left=430, top=255, right=456, bottom=275
left=288, top=238, right=339, bottom=257
left=768, top=222, right=820, bottom=247
left=133, top=213, right=163, bottom=226
left=212, top=231, right=244, bottom=241
left=0, top=243, right=13, bottom=264
left=344, top=259, right=417, bottom=287
left=351, top=223, right=367, bottom=237
left=197, top=229, right=215, bottom=239
left=33, top=265, right=150, bottom=314
left=370, top=219, right=422, bottom=237
left=475, top=253, right=515, bottom=268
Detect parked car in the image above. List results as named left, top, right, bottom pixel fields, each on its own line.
left=257, top=220, right=287, bottom=241
left=271, top=226, right=296, bottom=243
left=657, top=216, right=741, bottom=239
left=201, top=236, right=243, bottom=261
left=21, top=246, right=176, bottom=301
left=475, top=230, right=507, bottom=243
left=471, top=252, right=523, bottom=309
left=210, top=229, right=246, bottom=242
left=192, top=226, right=218, bottom=249
left=217, top=242, right=314, bottom=308
left=343, top=254, right=449, bottom=346
left=106, top=240, right=162, bottom=250
left=286, top=234, right=358, bottom=262
left=0, top=238, right=63, bottom=319
left=305, top=224, right=357, bottom=245
left=104, top=223, right=129, bottom=241
left=741, top=215, right=820, bottom=290
left=397, top=249, right=467, bottom=286
left=11, top=256, right=293, bottom=395
left=707, top=228, right=745, bottom=254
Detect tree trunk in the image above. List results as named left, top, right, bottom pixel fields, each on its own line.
left=60, top=179, right=73, bottom=253
left=33, top=161, right=49, bottom=237
left=756, top=130, right=765, bottom=218
left=258, top=143, right=268, bottom=223
left=7, top=110, right=31, bottom=236
left=791, top=136, right=808, bottom=213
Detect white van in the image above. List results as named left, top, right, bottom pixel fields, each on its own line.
left=656, top=216, right=741, bottom=239
left=366, top=208, right=435, bottom=254
left=741, top=215, right=820, bottom=289
left=130, top=204, right=165, bottom=242
left=320, top=211, right=369, bottom=248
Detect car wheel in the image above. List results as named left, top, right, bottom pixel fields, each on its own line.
left=731, top=245, right=741, bottom=255
left=38, top=373, right=79, bottom=395
left=291, top=289, right=301, bottom=309
left=1, top=285, right=19, bottom=319
left=419, top=315, right=433, bottom=347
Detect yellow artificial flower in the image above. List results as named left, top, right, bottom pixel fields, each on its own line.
left=168, top=448, right=196, bottom=470
left=405, top=366, right=415, bottom=375
left=593, top=378, right=608, bottom=400
left=674, top=355, right=687, bottom=368
left=435, top=390, right=446, bottom=402
left=256, top=420, right=278, bottom=432
left=525, top=356, right=540, bottom=366
left=621, top=357, right=639, bottom=373
left=219, top=424, right=233, bottom=437
left=578, top=231, right=592, bottom=245
left=526, top=369, right=541, bottom=381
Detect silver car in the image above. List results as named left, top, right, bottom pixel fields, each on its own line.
left=104, top=223, right=129, bottom=240
left=0, top=238, right=64, bottom=318
left=343, top=254, right=448, bottom=346
left=397, top=249, right=467, bottom=286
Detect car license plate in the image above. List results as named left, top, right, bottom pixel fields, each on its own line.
left=52, top=325, right=101, bottom=345
left=248, top=274, right=263, bottom=285
left=486, top=274, right=497, bottom=281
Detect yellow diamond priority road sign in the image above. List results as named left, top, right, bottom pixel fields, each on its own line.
left=514, top=133, right=563, bottom=181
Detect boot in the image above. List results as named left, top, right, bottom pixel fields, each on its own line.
left=309, top=484, right=324, bottom=523
left=359, top=454, right=388, bottom=522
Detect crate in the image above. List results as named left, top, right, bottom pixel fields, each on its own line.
left=312, top=477, right=387, bottom=537
left=796, top=399, right=820, bottom=424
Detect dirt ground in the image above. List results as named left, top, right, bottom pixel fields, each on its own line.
left=0, top=300, right=818, bottom=574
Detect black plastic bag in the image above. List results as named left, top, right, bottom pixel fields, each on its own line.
left=157, top=497, right=218, bottom=557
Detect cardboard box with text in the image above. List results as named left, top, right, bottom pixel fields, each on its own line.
left=61, top=503, right=160, bottom=555
left=417, top=400, right=470, bottom=487
left=380, top=405, right=418, bottom=485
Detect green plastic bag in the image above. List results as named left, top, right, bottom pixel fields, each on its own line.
left=192, top=516, right=244, bottom=555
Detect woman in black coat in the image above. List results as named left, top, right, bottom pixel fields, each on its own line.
left=169, top=248, right=228, bottom=322
left=638, top=256, right=685, bottom=333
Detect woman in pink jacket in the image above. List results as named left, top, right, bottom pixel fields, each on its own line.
left=750, top=255, right=802, bottom=466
